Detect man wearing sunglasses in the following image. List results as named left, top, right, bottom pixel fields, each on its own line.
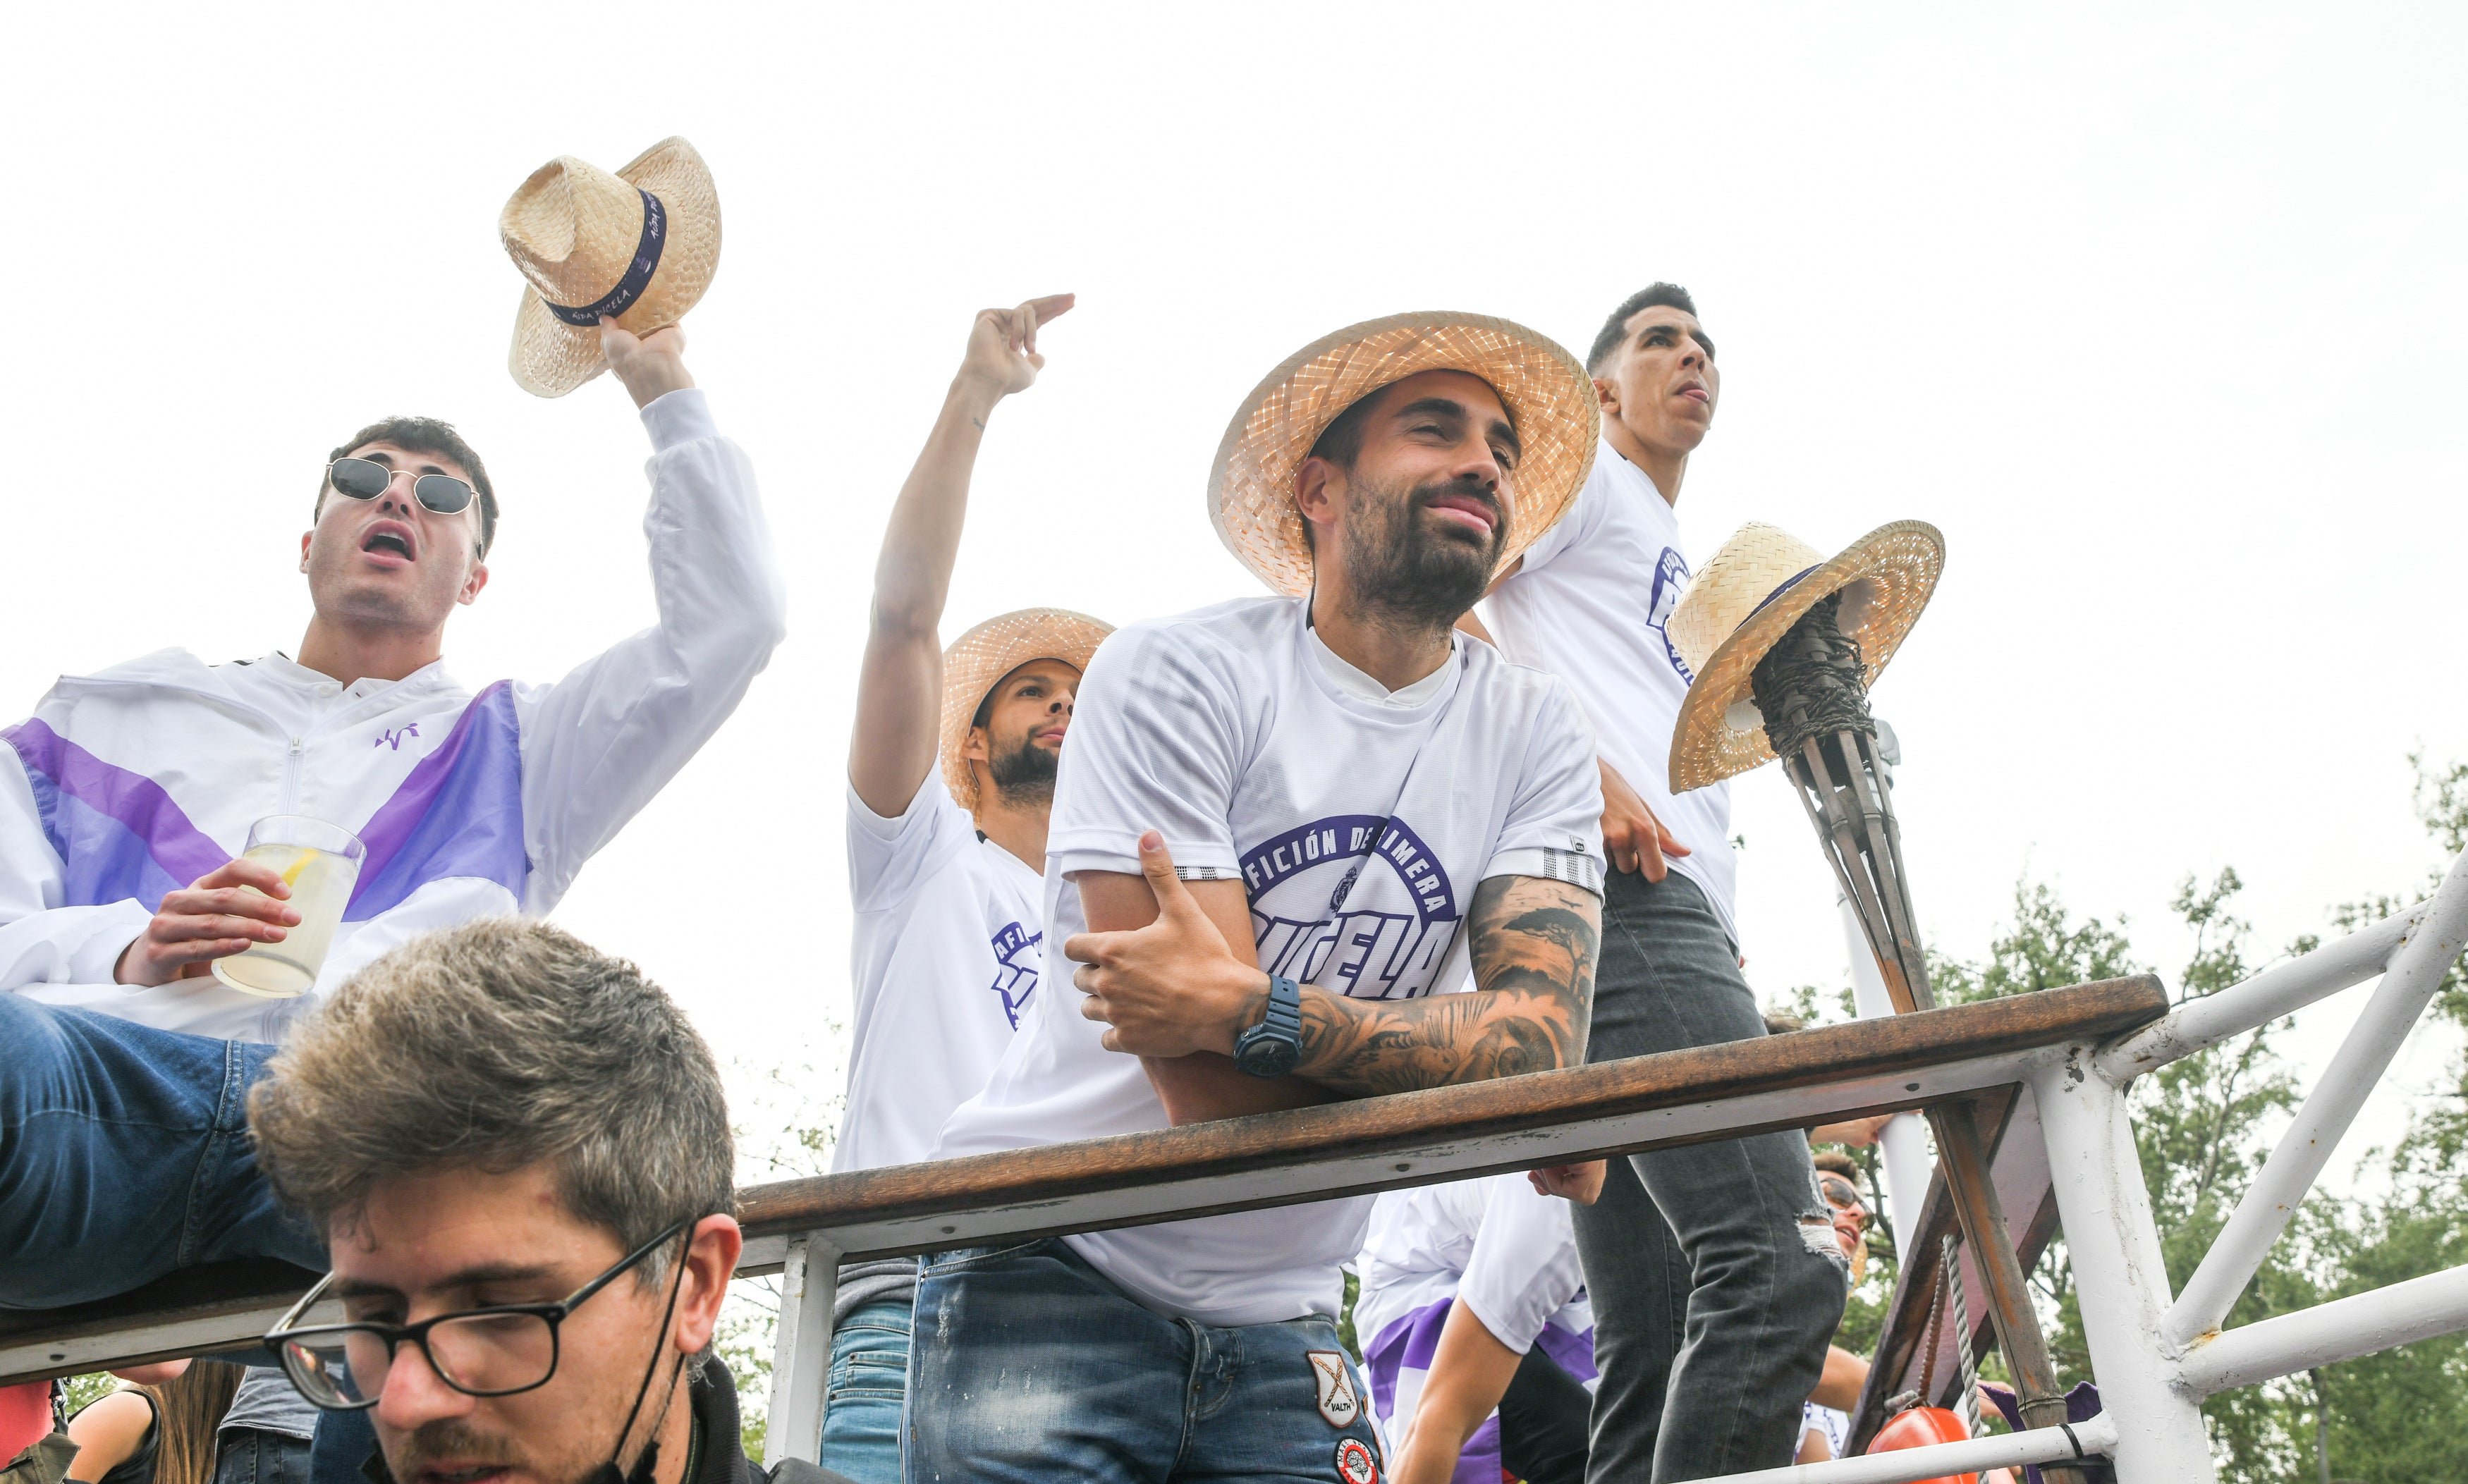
left=0, top=322, right=785, bottom=1476
left=249, top=917, right=852, bottom=1484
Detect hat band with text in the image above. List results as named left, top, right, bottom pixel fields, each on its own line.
left=544, top=189, right=667, bottom=328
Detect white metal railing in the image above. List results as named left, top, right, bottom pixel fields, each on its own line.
left=2035, top=846, right=2468, bottom=1481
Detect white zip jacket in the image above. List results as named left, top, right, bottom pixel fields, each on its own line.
left=0, top=388, right=786, bottom=1043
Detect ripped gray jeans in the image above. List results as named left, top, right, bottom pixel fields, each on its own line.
left=1570, top=867, right=1848, bottom=1483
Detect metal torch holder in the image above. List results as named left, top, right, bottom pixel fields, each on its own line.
left=1766, top=651, right=2079, bottom=1453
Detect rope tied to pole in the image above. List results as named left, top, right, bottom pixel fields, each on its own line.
left=1749, top=590, right=1875, bottom=787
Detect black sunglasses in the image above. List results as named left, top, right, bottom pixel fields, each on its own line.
left=263, top=1217, right=692, bottom=1411
left=328, top=457, right=476, bottom=516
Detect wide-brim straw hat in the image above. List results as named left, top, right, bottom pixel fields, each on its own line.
left=1208, top=313, right=1600, bottom=596
left=1666, top=520, right=1945, bottom=793
left=940, top=608, right=1113, bottom=814
left=500, top=137, right=721, bottom=398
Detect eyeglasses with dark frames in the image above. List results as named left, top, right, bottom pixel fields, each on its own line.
left=326, top=457, right=477, bottom=517
left=263, top=1217, right=693, bottom=1411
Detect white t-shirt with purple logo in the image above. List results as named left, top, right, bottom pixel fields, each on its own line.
left=1482, top=438, right=1738, bottom=940
left=935, top=595, right=1604, bottom=1325
left=836, top=772, right=1043, bottom=1173
left=1355, top=1172, right=1598, bottom=1483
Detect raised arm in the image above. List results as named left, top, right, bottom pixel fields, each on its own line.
left=513, top=321, right=789, bottom=909
left=1069, top=834, right=1598, bottom=1099
left=848, top=295, right=1073, bottom=816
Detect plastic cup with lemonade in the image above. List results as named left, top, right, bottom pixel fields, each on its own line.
left=209, top=816, right=367, bottom=998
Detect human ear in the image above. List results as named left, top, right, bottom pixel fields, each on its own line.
left=671, top=1215, right=743, bottom=1353
left=458, top=563, right=490, bottom=606
left=963, top=725, right=991, bottom=764
left=300, top=530, right=314, bottom=574
left=1593, top=376, right=1620, bottom=417
left=1293, top=458, right=1342, bottom=546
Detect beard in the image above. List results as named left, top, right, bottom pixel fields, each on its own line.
left=384, top=1417, right=557, bottom=1484
left=1337, top=473, right=1506, bottom=633
left=988, top=731, right=1059, bottom=808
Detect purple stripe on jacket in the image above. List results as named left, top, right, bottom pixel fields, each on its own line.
left=1364, top=1299, right=1507, bottom=1484
left=346, top=681, right=528, bottom=919
left=4, top=719, right=227, bottom=909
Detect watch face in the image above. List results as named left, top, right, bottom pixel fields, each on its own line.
left=1237, top=1034, right=1302, bottom=1079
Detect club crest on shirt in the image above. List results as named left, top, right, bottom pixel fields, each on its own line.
left=1242, top=815, right=1462, bottom=1001
left=988, top=920, right=1041, bottom=1028
left=1309, top=1350, right=1362, bottom=1429
left=1334, top=1437, right=1378, bottom=1484
left=1647, top=546, right=1694, bottom=682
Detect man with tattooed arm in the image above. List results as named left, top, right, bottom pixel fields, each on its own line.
left=920, top=314, right=1611, bottom=1480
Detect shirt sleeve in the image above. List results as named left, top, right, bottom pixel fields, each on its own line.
left=1455, top=1174, right=1587, bottom=1356
left=513, top=390, right=789, bottom=912
left=1481, top=678, right=1606, bottom=895
left=0, top=742, right=154, bottom=992
left=1044, top=621, right=1250, bottom=882
left=846, top=771, right=975, bottom=914
left=1503, top=454, right=1606, bottom=580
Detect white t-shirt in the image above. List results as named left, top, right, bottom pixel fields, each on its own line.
left=1354, top=1173, right=1596, bottom=1444
left=834, top=772, right=1044, bottom=1173
left=935, top=596, right=1605, bottom=1326
left=1802, top=1403, right=1851, bottom=1460
left=1482, top=439, right=1738, bottom=940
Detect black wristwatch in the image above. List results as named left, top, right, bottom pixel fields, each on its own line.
left=1233, top=974, right=1304, bottom=1079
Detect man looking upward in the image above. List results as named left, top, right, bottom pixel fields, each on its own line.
left=1477, top=285, right=1847, bottom=1478
left=826, top=294, right=1106, bottom=1481
left=0, top=321, right=785, bottom=1475
left=921, top=314, right=1609, bottom=1479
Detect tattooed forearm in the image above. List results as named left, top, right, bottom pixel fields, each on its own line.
left=1285, top=875, right=1599, bottom=1098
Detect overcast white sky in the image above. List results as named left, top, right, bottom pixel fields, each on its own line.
left=6, top=4, right=2462, bottom=1181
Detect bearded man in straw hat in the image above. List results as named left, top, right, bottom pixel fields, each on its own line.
left=824, top=293, right=1106, bottom=1482
left=0, top=321, right=784, bottom=1468
left=921, top=313, right=1611, bottom=1479
left=1466, top=284, right=1848, bottom=1480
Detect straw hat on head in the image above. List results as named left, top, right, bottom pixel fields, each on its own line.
left=939, top=608, right=1113, bottom=814
left=1208, top=313, right=1601, bottom=596
left=499, top=137, right=721, bottom=398
left=1666, top=520, right=1945, bottom=794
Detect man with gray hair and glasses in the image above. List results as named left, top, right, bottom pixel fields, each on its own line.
left=250, top=918, right=853, bottom=1484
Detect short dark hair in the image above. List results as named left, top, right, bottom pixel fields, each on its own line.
left=1812, top=1151, right=1861, bottom=1182
left=1587, top=283, right=1702, bottom=374
left=249, top=919, right=731, bottom=1282
left=317, top=416, right=500, bottom=558
left=1308, top=381, right=1395, bottom=474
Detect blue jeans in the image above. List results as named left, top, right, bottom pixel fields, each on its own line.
left=908, top=1239, right=1383, bottom=1483
left=0, top=998, right=322, bottom=1307
left=215, top=1429, right=312, bottom=1484
left=817, top=1299, right=910, bottom=1484
left=305, top=1407, right=373, bottom=1484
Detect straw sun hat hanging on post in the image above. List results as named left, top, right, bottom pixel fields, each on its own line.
left=499, top=137, right=721, bottom=398
left=1668, top=521, right=2087, bottom=1463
